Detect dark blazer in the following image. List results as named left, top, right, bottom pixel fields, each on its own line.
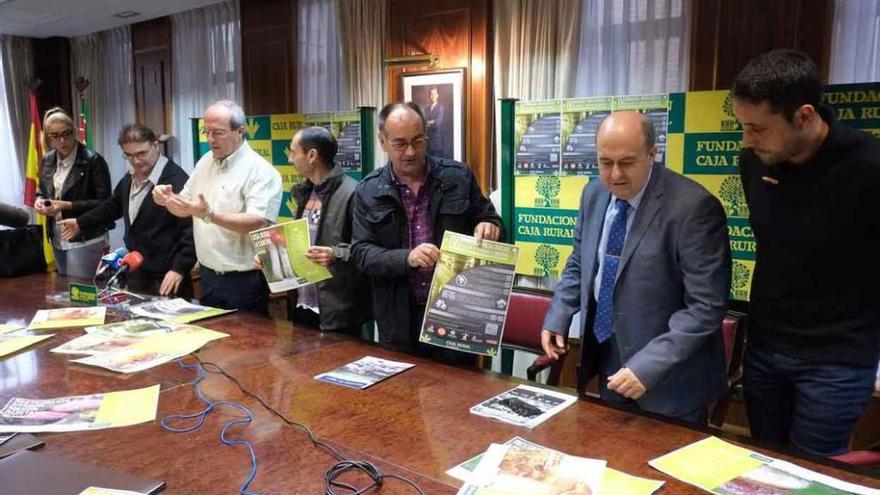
left=543, top=165, right=731, bottom=417
left=36, top=144, right=112, bottom=242
left=290, top=166, right=370, bottom=331
left=352, top=156, right=502, bottom=348
left=75, top=158, right=196, bottom=278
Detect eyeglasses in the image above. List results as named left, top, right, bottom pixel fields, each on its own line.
left=386, top=136, right=428, bottom=152
left=201, top=128, right=230, bottom=139
left=122, top=145, right=155, bottom=162
left=48, top=129, right=75, bottom=142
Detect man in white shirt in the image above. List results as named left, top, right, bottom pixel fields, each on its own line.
left=153, top=100, right=282, bottom=314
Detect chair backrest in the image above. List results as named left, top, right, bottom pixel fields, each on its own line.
left=502, top=289, right=553, bottom=353
left=721, top=311, right=747, bottom=380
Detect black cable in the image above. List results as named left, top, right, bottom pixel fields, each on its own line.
left=192, top=355, right=427, bottom=495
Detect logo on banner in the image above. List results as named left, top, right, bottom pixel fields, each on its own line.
left=721, top=93, right=741, bottom=131
left=534, top=244, right=560, bottom=277
left=719, top=176, right=749, bottom=218
left=535, top=176, right=561, bottom=208
left=731, top=261, right=751, bottom=300
left=245, top=118, right=261, bottom=138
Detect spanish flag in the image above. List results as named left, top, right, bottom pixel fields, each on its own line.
left=24, top=91, right=54, bottom=268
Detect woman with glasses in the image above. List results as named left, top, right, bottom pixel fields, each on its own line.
left=33, top=107, right=112, bottom=279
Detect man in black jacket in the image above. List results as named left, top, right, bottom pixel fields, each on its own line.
left=352, top=102, right=502, bottom=353
left=286, top=126, right=370, bottom=335
left=732, top=50, right=880, bottom=456
left=58, top=124, right=196, bottom=298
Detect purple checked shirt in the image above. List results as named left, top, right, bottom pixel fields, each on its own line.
left=392, top=168, right=435, bottom=304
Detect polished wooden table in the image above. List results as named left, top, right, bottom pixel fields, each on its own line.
left=1, top=274, right=877, bottom=494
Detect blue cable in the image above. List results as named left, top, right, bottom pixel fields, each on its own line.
left=160, top=358, right=262, bottom=495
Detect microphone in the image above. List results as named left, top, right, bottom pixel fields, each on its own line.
left=106, top=251, right=144, bottom=288
left=95, top=247, right=129, bottom=277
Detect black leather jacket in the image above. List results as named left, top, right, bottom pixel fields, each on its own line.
left=37, top=144, right=112, bottom=243
left=352, top=156, right=502, bottom=348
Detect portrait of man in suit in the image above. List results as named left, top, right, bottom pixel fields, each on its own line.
left=415, top=85, right=453, bottom=159
left=539, top=110, right=732, bottom=424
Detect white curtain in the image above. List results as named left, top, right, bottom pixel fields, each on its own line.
left=574, top=0, right=690, bottom=97
left=337, top=0, right=386, bottom=167
left=1, top=35, right=33, bottom=192
left=830, top=0, right=880, bottom=84
left=71, top=27, right=136, bottom=248
left=0, top=42, right=23, bottom=208
left=494, top=0, right=583, bottom=101
left=298, top=0, right=348, bottom=112
left=171, top=0, right=243, bottom=170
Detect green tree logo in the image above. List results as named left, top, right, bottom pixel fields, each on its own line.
left=719, top=176, right=749, bottom=218
left=732, top=262, right=750, bottom=289
left=534, top=244, right=560, bottom=276
left=723, top=93, right=734, bottom=118
left=535, top=176, right=561, bottom=207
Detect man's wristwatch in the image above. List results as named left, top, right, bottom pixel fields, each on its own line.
left=332, top=243, right=350, bottom=260
left=202, top=206, right=214, bottom=224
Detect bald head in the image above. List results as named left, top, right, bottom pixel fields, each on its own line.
left=596, top=111, right=656, bottom=153
left=596, top=111, right=657, bottom=201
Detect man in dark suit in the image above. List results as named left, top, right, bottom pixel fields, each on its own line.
left=540, top=111, right=731, bottom=423
left=424, top=87, right=447, bottom=157
left=58, top=124, right=196, bottom=298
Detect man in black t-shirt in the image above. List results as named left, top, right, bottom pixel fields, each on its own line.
left=731, top=49, right=880, bottom=457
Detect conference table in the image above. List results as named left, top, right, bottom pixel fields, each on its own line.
left=1, top=273, right=877, bottom=494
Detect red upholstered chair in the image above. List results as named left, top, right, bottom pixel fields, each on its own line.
left=500, top=289, right=566, bottom=385
left=709, top=311, right=748, bottom=427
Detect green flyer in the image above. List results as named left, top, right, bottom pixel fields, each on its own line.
left=249, top=219, right=332, bottom=293
left=419, top=232, right=519, bottom=356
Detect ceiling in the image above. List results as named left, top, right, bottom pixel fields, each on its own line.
left=0, top=0, right=227, bottom=38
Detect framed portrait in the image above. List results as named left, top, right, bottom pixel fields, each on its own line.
left=402, top=68, right=466, bottom=161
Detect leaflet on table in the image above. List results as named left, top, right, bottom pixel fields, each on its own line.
left=314, top=356, right=415, bottom=389
left=455, top=441, right=606, bottom=495
left=53, top=319, right=174, bottom=355
left=129, top=298, right=235, bottom=323
left=78, top=488, right=149, bottom=495
left=470, top=384, right=577, bottom=429
left=0, top=334, right=54, bottom=358
left=0, top=384, right=159, bottom=433
left=0, top=324, right=24, bottom=335
left=418, top=232, right=519, bottom=357
left=28, top=306, right=106, bottom=330
left=447, top=436, right=665, bottom=495
left=249, top=219, right=332, bottom=293
left=649, top=436, right=880, bottom=495
left=71, top=325, right=228, bottom=373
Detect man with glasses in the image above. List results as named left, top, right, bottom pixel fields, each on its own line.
left=352, top=102, right=502, bottom=356
left=58, top=123, right=196, bottom=297
left=153, top=100, right=282, bottom=314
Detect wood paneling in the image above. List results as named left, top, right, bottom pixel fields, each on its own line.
left=32, top=37, right=72, bottom=117
left=240, top=0, right=297, bottom=115
left=132, top=17, right=173, bottom=137
left=386, top=0, right=493, bottom=192
left=689, top=0, right=835, bottom=91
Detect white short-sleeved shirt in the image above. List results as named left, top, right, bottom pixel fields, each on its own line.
left=182, top=141, right=282, bottom=272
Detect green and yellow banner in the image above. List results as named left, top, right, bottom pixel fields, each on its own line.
left=511, top=83, right=880, bottom=301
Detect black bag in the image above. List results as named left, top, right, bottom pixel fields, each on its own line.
left=0, top=225, right=47, bottom=277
